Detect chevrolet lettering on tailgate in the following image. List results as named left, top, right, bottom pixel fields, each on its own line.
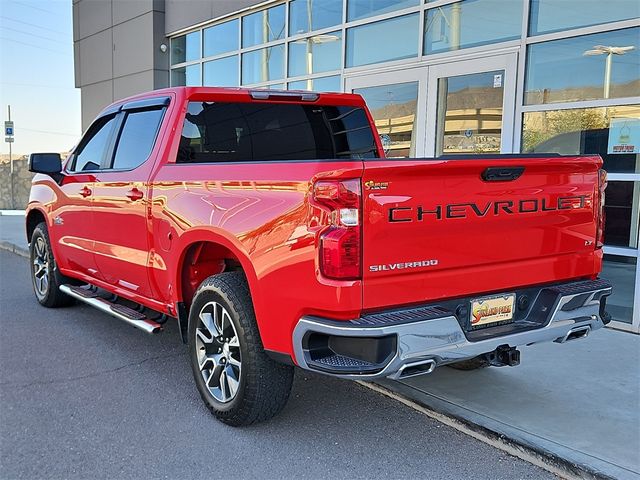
left=388, top=195, right=591, bottom=222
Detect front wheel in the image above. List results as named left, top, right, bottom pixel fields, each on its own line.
left=30, top=222, right=75, bottom=308
left=188, top=272, right=294, bottom=426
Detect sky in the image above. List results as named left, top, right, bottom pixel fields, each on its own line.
left=0, top=0, right=81, bottom=156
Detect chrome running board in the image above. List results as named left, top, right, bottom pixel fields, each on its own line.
left=60, top=284, right=162, bottom=334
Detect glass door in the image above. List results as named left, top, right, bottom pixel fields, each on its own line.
left=425, top=53, right=518, bottom=156
left=345, top=69, right=427, bottom=158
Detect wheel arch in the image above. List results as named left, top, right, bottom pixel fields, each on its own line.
left=173, top=229, right=261, bottom=341
left=26, top=208, right=47, bottom=243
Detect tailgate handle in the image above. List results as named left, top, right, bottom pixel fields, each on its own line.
left=482, top=166, right=525, bottom=182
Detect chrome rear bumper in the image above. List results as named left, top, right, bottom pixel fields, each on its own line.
left=292, top=279, right=612, bottom=380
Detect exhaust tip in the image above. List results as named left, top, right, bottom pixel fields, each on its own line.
left=558, top=325, right=591, bottom=343
left=398, top=359, right=437, bottom=379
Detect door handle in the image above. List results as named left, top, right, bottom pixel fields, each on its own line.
left=79, top=186, right=92, bottom=197
left=126, top=188, right=144, bottom=201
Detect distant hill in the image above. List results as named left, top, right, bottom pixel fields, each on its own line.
left=0, top=152, right=70, bottom=164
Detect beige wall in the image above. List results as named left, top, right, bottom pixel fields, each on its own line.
left=0, top=158, right=33, bottom=210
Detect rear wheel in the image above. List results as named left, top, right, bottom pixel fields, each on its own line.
left=447, top=356, right=491, bottom=371
left=29, top=222, right=75, bottom=308
left=188, top=272, right=294, bottom=426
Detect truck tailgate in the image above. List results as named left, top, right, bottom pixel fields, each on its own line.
left=362, top=156, right=602, bottom=310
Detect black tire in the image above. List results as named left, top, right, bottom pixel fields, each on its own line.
left=188, top=272, right=294, bottom=426
left=29, top=222, right=75, bottom=308
left=447, top=356, right=491, bottom=371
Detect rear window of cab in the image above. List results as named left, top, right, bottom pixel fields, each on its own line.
left=176, top=101, right=379, bottom=163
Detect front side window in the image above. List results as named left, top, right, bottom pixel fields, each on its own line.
left=111, top=109, right=165, bottom=170
left=176, top=101, right=378, bottom=163
left=71, top=116, right=117, bottom=172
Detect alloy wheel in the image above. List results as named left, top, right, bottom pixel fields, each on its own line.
left=32, top=236, right=50, bottom=297
left=195, top=301, right=242, bottom=403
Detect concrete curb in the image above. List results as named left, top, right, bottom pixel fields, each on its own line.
left=0, top=241, right=29, bottom=258
left=0, top=210, right=26, bottom=216
left=368, top=380, right=620, bottom=480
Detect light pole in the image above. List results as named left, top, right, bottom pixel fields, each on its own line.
left=583, top=45, right=635, bottom=99
left=291, top=34, right=340, bottom=90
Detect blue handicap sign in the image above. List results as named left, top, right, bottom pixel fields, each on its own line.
left=5, top=127, right=13, bottom=136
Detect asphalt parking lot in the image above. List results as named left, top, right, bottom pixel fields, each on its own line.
left=0, top=250, right=553, bottom=479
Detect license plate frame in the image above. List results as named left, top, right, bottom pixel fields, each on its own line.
left=470, top=293, right=516, bottom=329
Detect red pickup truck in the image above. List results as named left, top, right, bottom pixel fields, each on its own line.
left=26, top=87, right=612, bottom=426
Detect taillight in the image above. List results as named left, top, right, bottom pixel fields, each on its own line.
left=597, top=169, right=607, bottom=248
left=313, top=179, right=361, bottom=280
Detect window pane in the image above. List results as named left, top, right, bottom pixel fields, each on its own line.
left=171, top=31, right=200, bottom=65
left=241, top=45, right=284, bottom=84
left=171, top=64, right=201, bottom=86
left=602, top=255, right=637, bottom=324
left=436, top=71, right=504, bottom=155
left=424, top=0, right=522, bottom=55
left=524, top=27, right=640, bottom=105
left=204, top=56, right=239, bottom=86
left=242, top=5, right=285, bottom=48
left=346, top=14, right=419, bottom=67
left=289, top=0, right=342, bottom=35
left=522, top=105, right=640, bottom=173
left=112, top=109, right=164, bottom=170
left=347, top=0, right=418, bottom=21
left=288, top=75, right=341, bottom=92
left=288, top=31, right=342, bottom=77
left=604, top=181, right=640, bottom=249
left=530, top=0, right=640, bottom=36
left=354, top=82, right=418, bottom=158
left=176, top=102, right=378, bottom=163
left=204, top=19, right=238, bottom=57
left=73, top=117, right=117, bottom=172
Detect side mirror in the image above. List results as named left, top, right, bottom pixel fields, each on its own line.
left=29, top=153, right=62, bottom=176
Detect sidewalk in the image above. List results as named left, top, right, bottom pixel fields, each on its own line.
left=0, top=211, right=27, bottom=257
left=380, top=328, right=640, bottom=479
left=1, top=211, right=639, bottom=478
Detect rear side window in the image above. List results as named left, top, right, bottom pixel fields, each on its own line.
left=176, top=101, right=378, bottom=163
left=71, top=115, right=117, bottom=172
left=112, top=108, right=165, bottom=170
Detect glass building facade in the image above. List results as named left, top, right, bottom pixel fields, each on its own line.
left=169, top=0, right=640, bottom=332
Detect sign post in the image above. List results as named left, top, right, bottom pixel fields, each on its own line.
left=5, top=106, right=14, bottom=209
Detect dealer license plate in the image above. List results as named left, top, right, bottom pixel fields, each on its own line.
left=470, top=293, right=515, bottom=328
